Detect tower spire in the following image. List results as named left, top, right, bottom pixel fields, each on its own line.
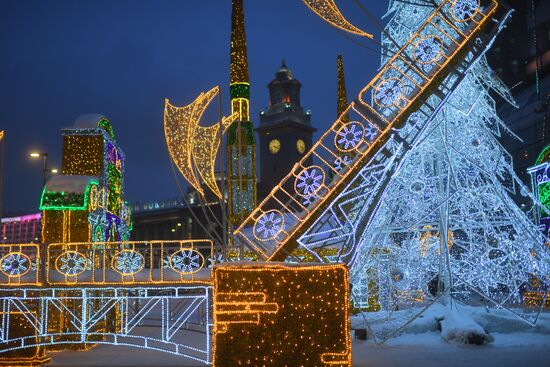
left=227, top=0, right=257, bottom=227
left=337, top=54, right=349, bottom=123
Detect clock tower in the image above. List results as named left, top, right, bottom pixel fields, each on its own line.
left=256, top=61, right=316, bottom=199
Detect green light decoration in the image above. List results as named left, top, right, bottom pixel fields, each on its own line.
left=107, top=163, right=122, bottom=214
left=535, top=144, right=550, bottom=165
left=230, top=82, right=250, bottom=99
left=97, top=118, right=116, bottom=141
left=538, top=181, right=550, bottom=215
left=39, top=181, right=98, bottom=211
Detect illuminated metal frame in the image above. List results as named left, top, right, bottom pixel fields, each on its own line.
left=0, top=286, right=212, bottom=364
left=234, top=0, right=498, bottom=261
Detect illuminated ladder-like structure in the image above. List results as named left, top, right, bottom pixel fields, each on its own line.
left=234, top=0, right=505, bottom=261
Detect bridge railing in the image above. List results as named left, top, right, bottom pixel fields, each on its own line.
left=46, top=240, right=213, bottom=285
left=0, top=244, right=41, bottom=285
left=233, top=0, right=499, bottom=261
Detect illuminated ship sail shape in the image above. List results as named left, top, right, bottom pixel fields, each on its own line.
left=303, top=0, right=374, bottom=39
left=164, top=86, right=238, bottom=198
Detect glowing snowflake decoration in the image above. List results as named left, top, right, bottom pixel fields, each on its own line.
left=302, top=195, right=315, bottom=206
left=254, top=210, right=284, bottom=240
left=374, top=78, right=404, bottom=107
left=295, top=166, right=325, bottom=197
left=414, top=36, right=443, bottom=64
left=451, top=0, right=478, bottom=22
left=364, top=125, right=379, bottom=142
left=57, top=251, right=87, bottom=276
left=1, top=253, right=30, bottom=277
left=170, top=249, right=203, bottom=274
left=113, top=250, right=144, bottom=275
left=335, top=122, right=364, bottom=151
left=333, top=155, right=352, bottom=172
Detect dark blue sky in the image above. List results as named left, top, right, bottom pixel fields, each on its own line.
left=0, top=0, right=387, bottom=214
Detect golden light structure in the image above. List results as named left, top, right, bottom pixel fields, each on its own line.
left=0, top=131, right=4, bottom=141
left=164, top=86, right=238, bottom=199
left=303, top=0, right=374, bottom=39
left=213, top=262, right=351, bottom=367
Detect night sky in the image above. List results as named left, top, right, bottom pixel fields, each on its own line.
left=0, top=0, right=387, bottom=215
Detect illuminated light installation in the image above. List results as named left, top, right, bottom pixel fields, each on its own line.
left=0, top=240, right=214, bottom=364
left=41, top=115, right=132, bottom=243
left=0, top=286, right=212, bottom=364
left=213, top=263, right=350, bottom=367
left=44, top=240, right=212, bottom=285
left=164, top=87, right=238, bottom=199
left=303, top=0, right=374, bottom=39
left=529, top=145, right=550, bottom=236
left=526, top=146, right=550, bottom=307
left=233, top=0, right=550, bottom=342
left=227, top=0, right=257, bottom=225
left=234, top=0, right=503, bottom=260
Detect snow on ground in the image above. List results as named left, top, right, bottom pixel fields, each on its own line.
left=48, top=306, right=550, bottom=367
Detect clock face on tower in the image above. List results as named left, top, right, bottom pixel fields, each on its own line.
left=269, top=139, right=281, bottom=154
left=296, top=139, right=306, bottom=154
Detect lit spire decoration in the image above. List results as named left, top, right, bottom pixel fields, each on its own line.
left=227, top=0, right=257, bottom=225
left=337, top=54, right=349, bottom=123
left=303, top=0, right=374, bottom=39
left=164, top=86, right=238, bottom=198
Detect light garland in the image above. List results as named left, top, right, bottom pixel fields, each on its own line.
left=303, top=0, right=374, bottom=39
left=213, top=263, right=351, bottom=367
left=44, top=240, right=213, bottom=285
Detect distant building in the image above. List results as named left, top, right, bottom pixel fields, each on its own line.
left=130, top=198, right=222, bottom=242
left=1, top=213, right=42, bottom=244
left=256, top=61, right=316, bottom=199
left=488, top=0, right=550, bottom=206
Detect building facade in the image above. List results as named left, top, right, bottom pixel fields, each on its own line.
left=1, top=213, right=42, bottom=244
left=488, top=0, right=550, bottom=206
left=256, top=61, right=316, bottom=199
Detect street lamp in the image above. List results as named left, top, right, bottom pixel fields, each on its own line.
left=29, top=152, right=57, bottom=187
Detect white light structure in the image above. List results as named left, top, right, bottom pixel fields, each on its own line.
left=293, top=0, right=550, bottom=341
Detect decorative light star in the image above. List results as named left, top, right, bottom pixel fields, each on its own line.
left=1, top=253, right=30, bottom=277
left=374, top=78, right=404, bottom=107
left=296, top=167, right=325, bottom=197
left=254, top=211, right=284, bottom=240
left=57, top=251, right=87, bottom=276
left=113, top=250, right=144, bottom=275
left=170, top=249, right=202, bottom=274
left=336, top=123, right=363, bottom=151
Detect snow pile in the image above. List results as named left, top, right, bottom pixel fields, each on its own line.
left=438, top=308, right=493, bottom=345
left=352, top=303, right=550, bottom=345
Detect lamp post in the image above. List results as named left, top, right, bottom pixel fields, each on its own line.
left=29, top=152, right=57, bottom=187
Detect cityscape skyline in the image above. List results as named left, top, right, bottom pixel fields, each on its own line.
left=0, top=0, right=386, bottom=214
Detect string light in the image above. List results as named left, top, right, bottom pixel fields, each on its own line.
left=213, top=263, right=351, bottom=367
left=165, top=86, right=239, bottom=199
left=43, top=240, right=212, bottom=285
left=0, top=286, right=212, bottom=363
left=227, top=0, right=257, bottom=226
left=42, top=116, right=131, bottom=244
left=303, top=0, right=374, bottom=39
left=234, top=0, right=499, bottom=261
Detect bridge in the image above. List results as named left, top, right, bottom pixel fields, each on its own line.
left=0, top=0, right=524, bottom=364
